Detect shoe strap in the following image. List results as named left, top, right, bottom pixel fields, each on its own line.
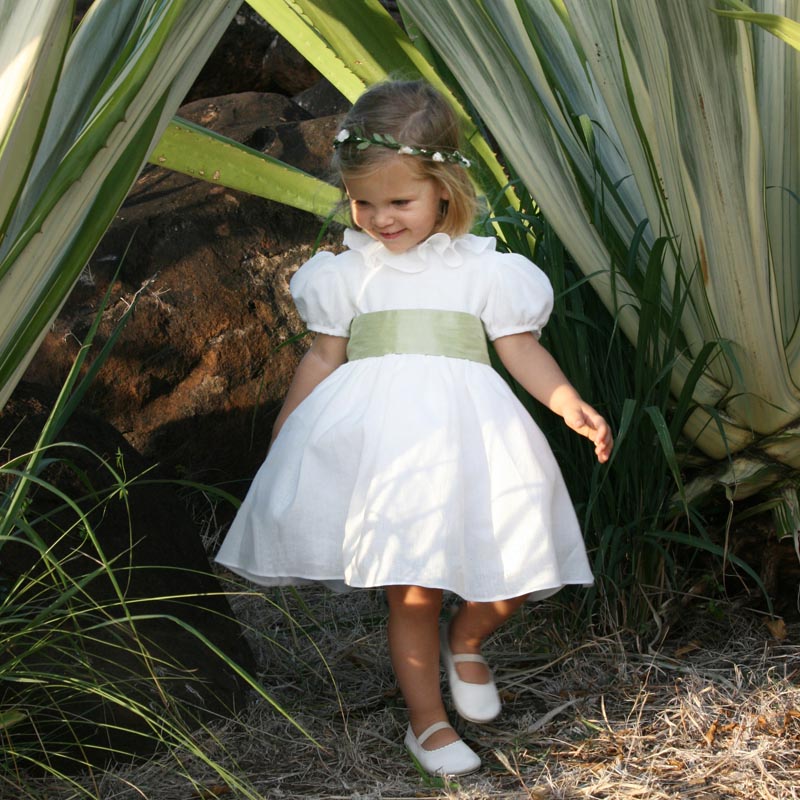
left=452, top=653, right=488, bottom=666
left=417, top=720, right=453, bottom=746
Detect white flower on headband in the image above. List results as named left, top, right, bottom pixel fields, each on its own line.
left=332, top=127, right=472, bottom=169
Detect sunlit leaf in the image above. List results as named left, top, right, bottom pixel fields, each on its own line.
left=149, top=118, right=342, bottom=219
left=714, top=3, right=800, bottom=50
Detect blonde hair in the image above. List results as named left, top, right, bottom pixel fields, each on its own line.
left=332, top=81, right=477, bottom=237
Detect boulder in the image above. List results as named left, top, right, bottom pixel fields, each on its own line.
left=294, top=78, right=351, bottom=119
left=23, top=91, right=344, bottom=490
left=184, top=5, right=330, bottom=102
left=262, top=33, right=323, bottom=96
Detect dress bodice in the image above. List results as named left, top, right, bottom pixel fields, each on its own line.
left=289, top=230, right=554, bottom=342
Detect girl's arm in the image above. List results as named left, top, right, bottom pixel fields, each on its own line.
left=493, top=332, right=613, bottom=463
left=270, top=333, right=348, bottom=445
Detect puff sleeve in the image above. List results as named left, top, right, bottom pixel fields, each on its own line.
left=289, top=251, right=357, bottom=337
left=481, top=252, right=554, bottom=341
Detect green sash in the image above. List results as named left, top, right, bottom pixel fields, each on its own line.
left=346, top=309, right=490, bottom=365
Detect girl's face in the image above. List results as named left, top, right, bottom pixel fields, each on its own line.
left=343, top=158, right=449, bottom=254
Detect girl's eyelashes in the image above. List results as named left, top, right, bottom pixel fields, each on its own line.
left=350, top=198, right=412, bottom=207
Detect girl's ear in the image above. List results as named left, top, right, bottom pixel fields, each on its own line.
left=439, top=184, right=450, bottom=201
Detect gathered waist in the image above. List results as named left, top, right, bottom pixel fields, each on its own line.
left=346, top=309, right=490, bottom=365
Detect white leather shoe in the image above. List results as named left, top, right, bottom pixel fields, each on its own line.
left=404, top=721, right=481, bottom=775
left=440, top=622, right=501, bottom=723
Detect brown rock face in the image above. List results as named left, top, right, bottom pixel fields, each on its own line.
left=183, top=6, right=321, bottom=101
left=24, top=90, right=345, bottom=489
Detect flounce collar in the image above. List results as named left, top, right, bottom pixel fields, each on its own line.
left=343, top=229, right=496, bottom=273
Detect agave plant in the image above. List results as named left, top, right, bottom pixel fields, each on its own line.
left=394, top=0, right=800, bottom=535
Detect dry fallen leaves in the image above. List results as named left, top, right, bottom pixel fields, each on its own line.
left=765, top=617, right=788, bottom=640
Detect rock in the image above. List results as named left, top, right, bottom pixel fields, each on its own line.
left=184, top=6, right=276, bottom=101
left=262, top=34, right=322, bottom=96
left=184, top=6, right=324, bottom=102
left=259, top=114, right=341, bottom=177
left=23, top=91, right=345, bottom=489
left=294, top=78, right=351, bottom=120
left=0, top=383, right=258, bottom=764
left=177, top=91, right=312, bottom=146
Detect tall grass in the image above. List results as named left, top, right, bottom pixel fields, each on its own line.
left=479, top=184, right=768, bottom=634
left=0, top=284, right=309, bottom=798
left=2, top=448, right=261, bottom=797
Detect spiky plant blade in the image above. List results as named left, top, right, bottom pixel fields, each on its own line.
left=0, top=1, right=71, bottom=240
left=148, top=118, right=342, bottom=218
left=0, top=0, right=241, bottom=409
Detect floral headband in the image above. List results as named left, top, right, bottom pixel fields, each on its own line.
left=333, top=128, right=471, bottom=168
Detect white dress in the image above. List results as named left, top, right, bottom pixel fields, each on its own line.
left=215, top=230, right=593, bottom=602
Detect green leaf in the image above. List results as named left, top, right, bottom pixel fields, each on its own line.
left=148, top=118, right=342, bottom=219
left=0, top=709, right=26, bottom=731
left=714, top=7, right=800, bottom=50
left=0, top=2, right=72, bottom=243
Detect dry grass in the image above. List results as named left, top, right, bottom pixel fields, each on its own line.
left=13, top=577, right=800, bottom=800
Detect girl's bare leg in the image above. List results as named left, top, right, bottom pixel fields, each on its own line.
left=447, top=596, right=529, bottom=683
left=385, top=584, right=458, bottom=750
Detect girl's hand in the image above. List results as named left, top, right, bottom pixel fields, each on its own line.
left=562, top=401, right=614, bottom=463
left=492, top=332, right=614, bottom=462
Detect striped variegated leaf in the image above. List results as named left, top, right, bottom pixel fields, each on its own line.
left=401, top=0, right=800, bottom=468
left=0, top=1, right=71, bottom=239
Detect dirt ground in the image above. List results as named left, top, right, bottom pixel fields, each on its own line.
left=19, top=572, right=800, bottom=800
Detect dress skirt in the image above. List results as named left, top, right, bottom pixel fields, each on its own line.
left=216, top=352, right=594, bottom=602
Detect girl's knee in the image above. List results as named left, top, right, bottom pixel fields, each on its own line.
left=386, top=584, right=443, bottom=616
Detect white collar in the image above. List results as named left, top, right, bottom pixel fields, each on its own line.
left=343, top=229, right=496, bottom=273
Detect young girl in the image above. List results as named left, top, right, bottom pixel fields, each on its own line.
left=217, top=80, right=613, bottom=776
